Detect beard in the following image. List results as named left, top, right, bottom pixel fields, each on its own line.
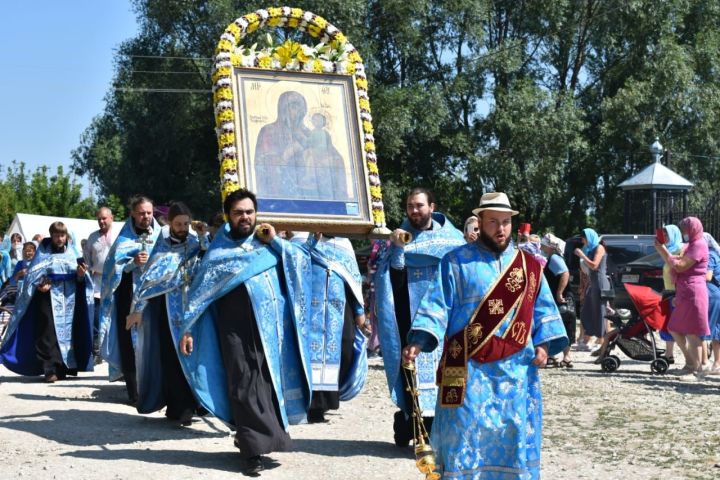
left=170, top=228, right=189, bottom=242
left=480, top=229, right=509, bottom=254
left=231, top=218, right=256, bottom=238
left=408, top=211, right=432, bottom=230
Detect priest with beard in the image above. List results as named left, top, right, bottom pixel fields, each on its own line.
left=373, top=187, right=465, bottom=447
left=98, top=196, right=161, bottom=404
left=125, top=202, right=206, bottom=425
left=179, top=189, right=312, bottom=475
left=0, top=222, right=93, bottom=382
left=403, top=192, right=568, bottom=480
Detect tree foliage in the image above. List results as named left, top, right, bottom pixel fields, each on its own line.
left=0, top=162, right=97, bottom=232
left=74, top=0, right=720, bottom=236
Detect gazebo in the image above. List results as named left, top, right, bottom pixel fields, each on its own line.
left=618, top=138, right=693, bottom=234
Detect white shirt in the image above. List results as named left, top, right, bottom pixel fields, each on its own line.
left=83, top=228, right=116, bottom=298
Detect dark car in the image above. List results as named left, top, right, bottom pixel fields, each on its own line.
left=615, top=252, right=665, bottom=314
left=564, top=234, right=657, bottom=312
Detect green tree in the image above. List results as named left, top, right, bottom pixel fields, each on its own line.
left=0, top=162, right=97, bottom=232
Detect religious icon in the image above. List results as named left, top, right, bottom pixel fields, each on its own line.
left=231, top=68, right=372, bottom=234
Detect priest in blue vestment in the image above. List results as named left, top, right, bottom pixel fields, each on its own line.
left=98, top=196, right=161, bottom=404
left=0, top=222, right=93, bottom=382
left=374, top=187, right=465, bottom=446
left=404, top=192, right=568, bottom=480
left=126, top=202, right=206, bottom=425
left=292, top=231, right=369, bottom=423
left=179, top=189, right=312, bottom=476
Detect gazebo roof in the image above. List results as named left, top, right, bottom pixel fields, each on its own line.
left=618, top=161, right=693, bottom=191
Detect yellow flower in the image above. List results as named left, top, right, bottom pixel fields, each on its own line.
left=219, top=132, right=235, bottom=146
left=217, top=109, right=234, bottom=123
left=217, top=39, right=233, bottom=52
left=307, top=24, right=321, bottom=37
left=373, top=210, right=386, bottom=226
left=246, top=21, right=259, bottom=34
left=346, top=63, right=356, bottom=75
left=221, top=158, right=236, bottom=171
left=290, top=8, right=303, bottom=19
left=230, top=53, right=241, bottom=66
left=364, top=141, right=376, bottom=152
left=313, top=16, right=327, bottom=29
left=362, top=121, right=374, bottom=134
left=212, top=66, right=231, bottom=80
left=356, top=77, right=368, bottom=90
left=358, top=98, right=370, bottom=110
left=348, top=51, right=362, bottom=63
left=274, top=40, right=309, bottom=67
left=268, top=7, right=282, bottom=17
left=268, top=17, right=283, bottom=27
left=370, top=186, right=382, bottom=198
left=287, top=18, right=299, bottom=28
left=257, top=56, right=272, bottom=69
left=244, top=13, right=259, bottom=24
left=214, top=87, right=233, bottom=102
left=334, top=32, right=347, bottom=44
left=227, top=23, right=241, bottom=38
left=367, top=162, right=379, bottom=174
left=312, top=59, right=323, bottom=73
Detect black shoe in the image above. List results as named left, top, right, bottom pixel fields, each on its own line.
left=393, top=410, right=412, bottom=447
left=242, top=455, right=264, bottom=476
left=307, top=409, right=326, bottom=424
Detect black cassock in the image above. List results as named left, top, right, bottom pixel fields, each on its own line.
left=215, top=284, right=292, bottom=459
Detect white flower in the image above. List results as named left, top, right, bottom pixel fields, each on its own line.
left=281, top=6, right=291, bottom=16
left=221, top=122, right=234, bottom=132
left=286, top=59, right=300, bottom=71
left=216, top=51, right=231, bottom=60
left=257, top=9, right=269, bottom=20
left=222, top=146, right=237, bottom=156
left=326, top=25, right=337, bottom=35
left=217, top=77, right=232, bottom=87
left=364, top=133, right=375, bottom=143
left=221, top=32, right=236, bottom=44
left=237, top=18, right=248, bottom=29
left=322, top=60, right=334, bottom=72
left=302, top=61, right=314, bottom=73
left=303, top=11, right=313, bottom=22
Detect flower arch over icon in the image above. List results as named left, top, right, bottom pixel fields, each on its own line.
left=212, top=6, right=386, bottom=228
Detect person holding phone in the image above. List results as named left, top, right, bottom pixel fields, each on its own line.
left=463, top=216, right=479, bottom=243
left=0, top=222, right=94, bottom=382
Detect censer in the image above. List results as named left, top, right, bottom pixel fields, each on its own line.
left=402, top=361, right=441, bottom=480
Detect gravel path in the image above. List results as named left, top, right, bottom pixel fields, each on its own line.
left=1, top=349, right=719, bottom=479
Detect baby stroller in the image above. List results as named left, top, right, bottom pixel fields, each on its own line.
left=0, top=280, right=18, bottom=342
left=599, top=283, right=671, bottom=374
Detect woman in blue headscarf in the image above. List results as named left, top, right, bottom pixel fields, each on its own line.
left=574, top=228, right=609, bottom=345
left=704, top=232, right=720, bottom=375
left=658, top=225, right=684, bottom=363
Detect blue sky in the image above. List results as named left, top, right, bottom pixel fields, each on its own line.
left=0, top=1, right=138, bottom=192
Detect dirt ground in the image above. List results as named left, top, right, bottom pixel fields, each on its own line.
left=1, top=349, right=719, bottom=480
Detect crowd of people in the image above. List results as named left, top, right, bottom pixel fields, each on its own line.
left=1, top=187, right=716, bottom=479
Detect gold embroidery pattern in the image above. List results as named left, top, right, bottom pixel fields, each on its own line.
left=468, top=324, right=484, bottom=344
left=449, top=339, right=462, bottom=359
left=445, top=388, right=459, bottom=404
left=488, top=299, right=504, bottom=315
left=510, top=321, right=528, bottom=345
left=505, top=267, right=524, bottom=292
left=528, top=272, right=537, bottom=301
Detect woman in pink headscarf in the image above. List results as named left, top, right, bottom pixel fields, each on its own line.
left=656, top=217, right=710, bottom=375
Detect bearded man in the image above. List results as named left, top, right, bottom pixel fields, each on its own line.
left=178, top=189, right=312, bottom=475
left=374, top=187, right=465, bottom=446
left=403, top=192, right=568, bottom=479
left=99, top=196, right=161, bottom=404
left=126, top=202, right=206, bottom=425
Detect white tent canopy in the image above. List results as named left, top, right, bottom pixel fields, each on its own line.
left=5, top=213, right=126, bottom=245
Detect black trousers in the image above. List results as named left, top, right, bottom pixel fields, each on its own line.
left=309, top=290, right=356, bottom=414
left=215, top=284, right=291, bottom=459
left=115, top=272, right=137, bottom=401
left=32, top=290, right=65, bottom=376
left=156, top=298, right=197, bottom=420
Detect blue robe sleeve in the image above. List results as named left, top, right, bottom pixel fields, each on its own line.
left=408, top=255, right=454, bottom=352
left=389, top=245, right=405, bottom=270
left=531, top=275, right=568, bottom=356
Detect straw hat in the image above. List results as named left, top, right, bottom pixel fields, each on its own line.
left=472, top=192, right=519, bottom=216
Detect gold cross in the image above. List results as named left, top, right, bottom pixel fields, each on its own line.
left=489, top=299, right=504, bottom=315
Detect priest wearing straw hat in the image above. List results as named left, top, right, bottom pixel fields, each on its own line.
left=403, top=191, right=568, bottom=480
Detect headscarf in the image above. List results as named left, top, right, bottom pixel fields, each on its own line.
left=703, top=232, right=720, bottom=256
left=679, top=217, right=704, bottom=243
left=541, top=233, right=566, bottom=256
left=663, top=225, right=683, bottom=255
left=581, top=227, right=600, bottom=255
